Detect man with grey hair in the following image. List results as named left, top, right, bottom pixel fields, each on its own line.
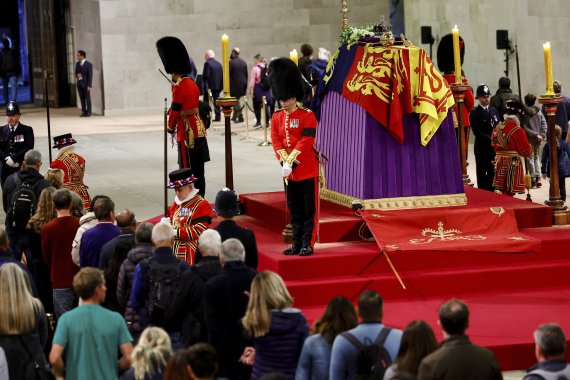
left=117, top=221, right=155, bottom=338
left=204, top=237, right=256, bottom=378
left=523, top=323, right=570, bottom=379
left=3, top=148, right=49, bottom=258
left=131, top=222, right=189, bottom=348
left=172, top=229, right=222, bottom=346
left=202, top=49, right=222, bottom=121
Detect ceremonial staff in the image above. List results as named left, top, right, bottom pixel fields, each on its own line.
left=163, top=97, right=168, bottom=216
left=515, top=46, right=532, bottom=201
left=44, top=69, right=53, bottom=163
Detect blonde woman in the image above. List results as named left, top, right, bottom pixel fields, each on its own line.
left=242, top=271, right=309, bottom=380
left=120, top=327, right=172, bottom=380
left=44, top=168, right=64, bottom=189
left=0, top=263, right=50, bottom=380
left=26, top=186, right=57, bottom=313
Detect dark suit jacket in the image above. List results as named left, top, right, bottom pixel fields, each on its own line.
left=203, top=261, right=256, bottom=377
left=229, top=56, right=248, bottom=98
left=214, top=220, right=258, bottom=269
left=418, top=334, right=503, bottom=380
left=0, top=122, right=34, bottom=163
left=75, top=60, right=93, bottom=88
left=469, top=105, right=500, bottom=158
left=202, top=58, right=223, bottom=92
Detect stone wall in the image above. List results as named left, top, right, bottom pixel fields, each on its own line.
left=405, top=0, right=570, bottom=101
left=71, top=0, right=387, bottom=114
left=70, top=0, right=103, bottom=115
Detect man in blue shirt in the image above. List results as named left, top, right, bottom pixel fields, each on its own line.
left=330, top=290, right=402, bottom=380
left=80, top=197, right=120, bottom=267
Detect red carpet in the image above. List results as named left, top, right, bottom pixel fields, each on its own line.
left=237, top=187, right=570, bottom=371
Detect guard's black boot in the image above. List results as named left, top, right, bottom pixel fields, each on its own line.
left=283, top=243, right=301, bottom=256
left=299, top=243, right=313, bottom=257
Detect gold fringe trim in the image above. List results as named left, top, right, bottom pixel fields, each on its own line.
left=320, top=187, right=467, bottom=210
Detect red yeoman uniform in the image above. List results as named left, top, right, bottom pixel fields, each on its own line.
left=50, top=147, right=91, bottom=209
left=168, top=194, right=212, bottom=265
left=492, top=117, right=532, bottom=195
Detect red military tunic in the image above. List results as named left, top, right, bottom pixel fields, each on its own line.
left=50, top=146, right=91, bottom=209
left=168, top=77, right=207, bottom=159
left=167, top=193, right=213, bottom=265
left=270, top=107, right=318, bottom=181
left=492, top=117, right=532, bottom=194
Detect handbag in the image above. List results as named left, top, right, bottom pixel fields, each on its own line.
left=17, top=336, right=55, bottom=380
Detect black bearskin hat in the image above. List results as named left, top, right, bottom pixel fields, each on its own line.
left=436, top=33, right=465, bottom=74
left=268, top=58, right=306, bottom=101
left=156, top=36, right=193, bottom=74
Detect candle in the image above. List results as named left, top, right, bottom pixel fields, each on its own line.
left=222, top=34, right=230, bottom=96
left=543, top=42, right=554, bottom=94
left=452, top=25, right=462, bottom=84
left=290, top=49, right=298, bottom=66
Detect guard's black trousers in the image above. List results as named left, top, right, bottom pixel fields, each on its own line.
left=286, top=177, right=317, bottom=247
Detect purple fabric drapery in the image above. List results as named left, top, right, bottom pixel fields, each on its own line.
left=317, top=91, right=464, bottom=200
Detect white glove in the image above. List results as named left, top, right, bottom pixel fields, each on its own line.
left=282, top=162, right=293, bottom=178
left=5, top=156, right=18, bottom=168
left=160, top=217, right=172, bottom=226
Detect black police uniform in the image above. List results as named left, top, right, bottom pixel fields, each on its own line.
left=0, top=102, right=34, bottom=187
left=469, top=85, right=500, bottom=191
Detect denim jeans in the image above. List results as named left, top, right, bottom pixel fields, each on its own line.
left=53, top=288, right=75, bottom=319
left=2, top=75, right=17, bottom=104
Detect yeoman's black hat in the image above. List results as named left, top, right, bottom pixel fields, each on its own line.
left=52, top=133, right=77, bottom=149
left=168, top=168, right=197, bottom=188
left=505, top=99, right=525, bottom=117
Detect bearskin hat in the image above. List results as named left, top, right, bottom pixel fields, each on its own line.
left=268, top=58, right=306, bottom=102
left=156, top=36, right=193, bottom=74
left=436, top=33, right=465, bottom=74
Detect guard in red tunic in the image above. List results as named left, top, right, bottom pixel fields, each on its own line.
left=162, top=168, right=213, bottom=265
left=437, top=34, right=475, bottom=149
left=492, top=100, right=532, bottom=196
left=50, top=133, right=91, bottom=209
left=269, top=58, right=318, bottom=257
left=156, top=36, right=210, bottom=196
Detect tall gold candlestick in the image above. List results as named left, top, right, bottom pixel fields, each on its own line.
left=452, top=25, right=461, bottom=84
left=543, top=42, right=554, bottom=95
left=222, top=34, right=230, bottom=96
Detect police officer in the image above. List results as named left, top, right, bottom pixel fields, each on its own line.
left=469, top=84, right=500, bottom=192
left=0, top=101, right=34, bottom=187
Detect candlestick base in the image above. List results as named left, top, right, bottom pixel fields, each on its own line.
left=450, top=83, right=473, bottom=187
left=216, top=96, right=239, bottom=190
left=538, top=94, right=568, bottom=225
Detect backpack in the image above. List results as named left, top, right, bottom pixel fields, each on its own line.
left=258, top=65, right=271, bottom=91
left=8, top=176, right=39, bottom=231
left=144, top=257, right=186, bottom=327
left=342, top=327, right=393, bottom=380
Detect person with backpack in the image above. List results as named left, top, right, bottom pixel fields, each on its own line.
left=0, top=38, right=20, bottom=105
left=417, top=299, right=502, bottom=380
left=170, top=229, right=222, bottom=347
left=2, top=149, right=49, bottom=260
left=0, top=101, right=34, bottom=187
left=250, top=54, right=273, bottom=129
left=330, top=290, right=403, bottom=380
left=523, top=323, right=570, bottom=380
left=131, top=222, right=189, bottom=350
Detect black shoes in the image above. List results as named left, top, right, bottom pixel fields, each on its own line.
left=283, top=244, right=301, bottom=256
left=253, top=123, right=262, bottom=129
left=299, top=246, right=313, bottom=256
